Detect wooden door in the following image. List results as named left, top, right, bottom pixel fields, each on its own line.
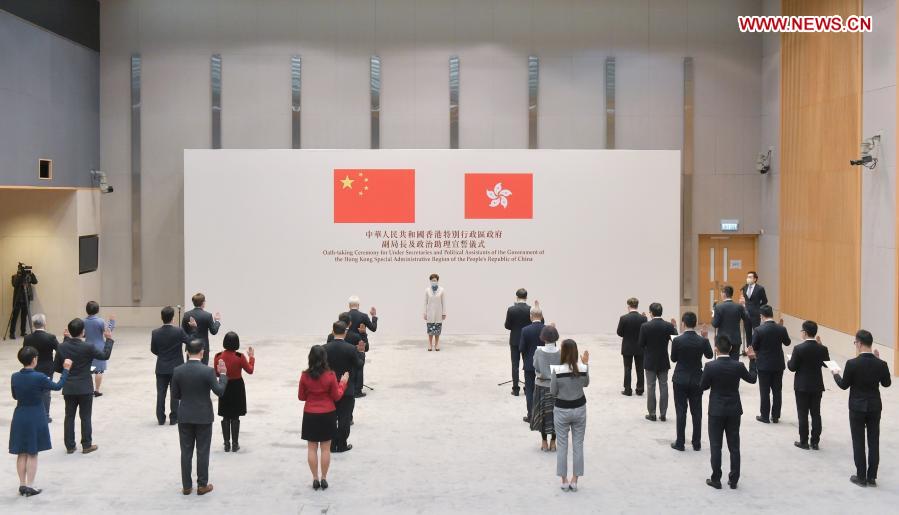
left=698, top=235, right=758, bottom=325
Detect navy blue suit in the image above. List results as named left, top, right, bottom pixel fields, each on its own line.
left=519, top=321, right=545, bottom=420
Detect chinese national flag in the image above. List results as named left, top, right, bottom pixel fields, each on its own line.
left=333, top=169, right=415, bottom=223
left=464, top=173, right=533, bottom=219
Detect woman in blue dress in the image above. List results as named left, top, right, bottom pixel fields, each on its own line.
left=9, top=346, right=71, bottom=497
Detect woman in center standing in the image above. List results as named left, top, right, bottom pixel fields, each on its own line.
left=424, top=273, right=446, bottom=351
left=550, top=339, right=590, bottom=492
left=213, top=332, right=255, bottom=452
left=299, top=345, right=349, bottom=491
left=531, top=325, right=561, bottom=451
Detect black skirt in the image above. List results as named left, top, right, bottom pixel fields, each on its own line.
left=301, top=411, right=338, bottom=442
left=218, top=377, right=247, bottom=418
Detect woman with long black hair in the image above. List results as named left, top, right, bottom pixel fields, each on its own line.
left=550, top=339, right=590, bottom=492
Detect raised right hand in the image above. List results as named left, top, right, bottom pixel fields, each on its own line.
left=214, top=312, right=222, bottom=322
left=340, top=372, right=349, bottom=383
left=62, top=359, right=73, bottom=370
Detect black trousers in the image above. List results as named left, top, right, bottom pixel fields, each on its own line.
left=524, top=370, right=536, bottom=420
left=510, top=346, right=520, bottom=390
left=849, top=410, right=881, bottom=481
left=178, top=423, right=212, bottom=489
left=354, top=352, right=365, bottom=394
left=63, top=394, right=93, bottom=450
left=757, top=370, right=783, bottom=421
left=156, top=374, right=178, bottom=423
left=673, top=382, right=702, bottom=447
left=8, top=303, right=27, bottom=336
left=795, top=391, right=823, bottom=445
left=708, top=414, right=741, bottom=484
left=332, top=395, right=355, bottom=451
left=622, top=354, right=644, bottom=393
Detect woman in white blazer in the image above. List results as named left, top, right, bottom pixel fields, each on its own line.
left=424, top=273, right=446, bottom=351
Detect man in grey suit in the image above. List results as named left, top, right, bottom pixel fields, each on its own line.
left=53, top=318, right=114, bottom=454
left=711, top=286, right=752, bottom=358
left=172, top=339, right=228, bottom=496
left=181, top=292, right=221, bottom=365
left=151, top=306, right=195, bottom=425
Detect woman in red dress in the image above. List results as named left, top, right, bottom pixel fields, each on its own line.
left=213, top=332, right=255, bottom=452
left=298, top=345, right=349, bottom=490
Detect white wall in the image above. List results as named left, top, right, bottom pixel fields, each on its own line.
left=100, top=0, right=765, bottom=311
left=184, top=149, right=681, bottom=337
left=861, top=0, right=897, bottom=346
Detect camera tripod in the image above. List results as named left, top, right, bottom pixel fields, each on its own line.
left=4, top=269, right=34, bottom=340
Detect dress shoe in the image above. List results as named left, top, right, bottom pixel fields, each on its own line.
left=232, top=443, right=240, bottom=453
left=635, top=390, right=644, bottom=396
left=794, top=441, right=810, bottom=450
left=312, top=479, right=321, bottom=490
left=706, top=479, right=722, bottom=489
left=568, top=482, right=578, bottom=492
left=645, top=414, right=657, bottom=422
left=170, top=418, right=178, bottom=425
left=522, top=416, right=530, bottom=423
left=511, top=389, right=520, bottom=397
left=560, top=482, right=570, bottom=491
left=197, top=484, right=214, bottom=495
left=354, top=392, right=367, bottom=398
left=670, top=442, right=685, bottom=451
left=182, top=488, right=192, bottom=495
left=93, top=391, right=103, bottom=398
left=22, top=486, right=41, bottom=497
left=693, top=444, right=702, bottom=451
left=332, top=444, right=353, bottom=453
left=66, top=448, right=76, bottom=454
left=811, top=443, right=819, bottom=450
left=868, top=479, right=877, bottom=487
left=621, top=390, right=632, bottom=396
left=224, top=442, right=231, bottom=452
left=320, top=479, right=329, bottom=490
left=850, top=476, right=868, bottom=488
left=756, top=416, right=770, bottom=424
left=659, top=415, right=666, bottom=422
left=18, top=486, right=27, bottom=496
left=772, top=417, right=779, bottom=423
left=47, top=417, right=52, bottom=423
left=82, top=444, right=98, bottom=454
left=728, top=481, right=738, bottom=490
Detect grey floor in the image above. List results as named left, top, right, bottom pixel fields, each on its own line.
left=1, top=328, right=897, bottom=514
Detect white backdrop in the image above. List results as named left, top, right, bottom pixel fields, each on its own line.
left=184, top=149, right=680, bottom=337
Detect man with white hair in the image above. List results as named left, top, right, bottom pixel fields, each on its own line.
left=346, top=296, right=378, bottom=398
left=23, top=314, right=60, bottom=421
left=518, top=305, right=546, bottom=423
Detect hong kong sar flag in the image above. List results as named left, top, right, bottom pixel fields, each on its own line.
left=464, top=173, right=533, bottom=219
left=333, top=169, right=415, bottom=223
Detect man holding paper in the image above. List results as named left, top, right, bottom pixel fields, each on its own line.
left=830, top=330, right=892, bottom=488
left=750, top=306, right=791, bottom=424
left=787, top=321, right=829, bottom=450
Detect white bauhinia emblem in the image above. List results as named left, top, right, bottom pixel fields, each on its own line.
left=486, top=182, right=512, bottom=208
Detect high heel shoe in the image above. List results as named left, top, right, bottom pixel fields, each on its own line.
left=23, top=486, right=42, bottom=497
left=320, top=479, right=329, bottom=490
left=312, top=479, right=321, bottom=490
left=18, top=486, right=27, bottom=496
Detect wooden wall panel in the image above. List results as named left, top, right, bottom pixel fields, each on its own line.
left=780, top=0, right=862, bottom=334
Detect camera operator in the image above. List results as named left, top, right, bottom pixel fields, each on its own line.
left=8, top=264, right=38, bottom=339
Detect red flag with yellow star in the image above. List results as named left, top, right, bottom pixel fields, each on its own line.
left=333, top=169, right=415, bottom=223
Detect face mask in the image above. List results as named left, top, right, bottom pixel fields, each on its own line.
left=431, top=281, right=438, bottom=290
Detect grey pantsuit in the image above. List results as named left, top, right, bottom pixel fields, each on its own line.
left=645, top=369, right=669, bottom=417
left=554, top=405, right=587, bottom=477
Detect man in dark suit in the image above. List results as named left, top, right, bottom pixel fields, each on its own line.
left=617, top=298, right=648, bottom=396
left=518, top=306, right=545, bottom=423
left=750, top=305, right=790, bottom=424
left=7, top=265, right=37, bottom=339
left=172, top=339, right=228, bottom=496
left=23, top=313, right=59, bottom=421
left=504, top=289, right=532, bottom=396
left=831, top=329, right=892, bottom=487
left=638, top=303, right=678, bottom=422
left=670, top=312, right=713, bottom=451
left=740, top=271, right=768, bottom=329
left=181, top=292, right=221, bottom=365
left=787, top=320, right=830, bottom=450
left=346, top=296, right=378, bottom=398
left=324, top=321, right=364, bottom=453
left=712, top=285, right=752, bottom=358
left=701, top=335, right=757, bottom=489
left=53, top=318, right=114, bottom=454
left=151, top=306, right=194, bottom=425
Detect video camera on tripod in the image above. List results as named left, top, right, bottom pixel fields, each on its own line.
left=5, top=262, right=38, bottom=339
